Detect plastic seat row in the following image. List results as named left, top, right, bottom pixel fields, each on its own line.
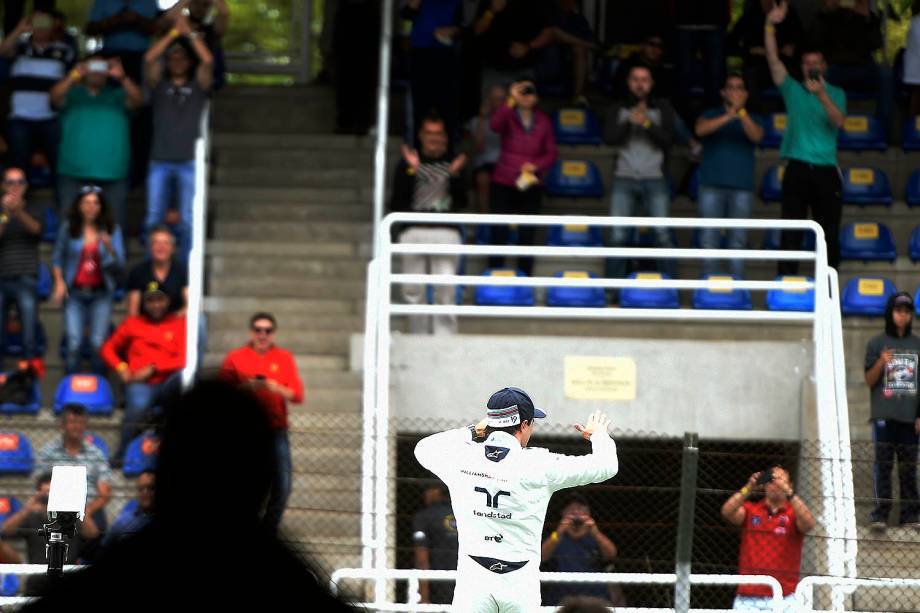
left=474, top=269, right=814, bottom=312
left=0, top=430, right=157, bottom=476
left=0, top=374, right=115, bottom=416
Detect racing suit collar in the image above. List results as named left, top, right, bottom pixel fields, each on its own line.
left=485, top=431, right=522, bottom=448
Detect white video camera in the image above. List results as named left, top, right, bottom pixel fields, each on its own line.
left=42, top=466, right=88, bottom=576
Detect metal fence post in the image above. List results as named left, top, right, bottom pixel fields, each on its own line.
left=674, top=432, right=699, bottom=613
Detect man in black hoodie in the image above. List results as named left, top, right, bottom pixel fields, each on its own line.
left=864, top=292, right=920, bottom=531
left=390, top=114, right=467, bottom=334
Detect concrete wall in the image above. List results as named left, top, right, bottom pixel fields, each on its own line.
left=381, top=334, right=813, bottom=440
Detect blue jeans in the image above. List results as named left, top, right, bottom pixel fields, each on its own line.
left=7, top=118, right=60, bottom=177
left=264, top=429, right=292, bottom=533
left=116, top=373, right=182, bottom=461
left=698, top=186, right=754, bottom=278
left=63, top=288, right=113, bottom=375
left=606, top=177, right=676, bottom=280
left=146, top=160, right=195, bottom=262
left=0, top=275, right=37, bottom=360
left=58, top=175, right=129, bottom=231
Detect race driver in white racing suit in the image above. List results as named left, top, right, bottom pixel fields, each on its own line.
left=414, top=387, right=619, bottom=612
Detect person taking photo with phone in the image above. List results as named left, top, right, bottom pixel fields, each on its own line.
left=721, top=465, right=816, bottom=611
left=764, top=0, right=846, bottom=275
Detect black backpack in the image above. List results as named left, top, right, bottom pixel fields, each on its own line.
left=0, top=364, right=35, bottom=406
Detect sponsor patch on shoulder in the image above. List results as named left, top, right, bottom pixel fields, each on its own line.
left=484, top=445, right=510, bottom=462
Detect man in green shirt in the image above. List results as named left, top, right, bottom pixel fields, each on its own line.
left=49, top=55, right=143, bottom=231
left=765, top=1, right=846, bottom=275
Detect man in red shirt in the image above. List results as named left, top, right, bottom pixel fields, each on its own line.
left=219, top=312, right=304, bottom=533
left=721, top=466, right=817, bottom=611
left=101, top=283, right=186, bottom=464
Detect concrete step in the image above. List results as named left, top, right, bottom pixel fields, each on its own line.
left=213, top=220, right=373, bottom=242
left=206, top=239, right=366, bottom=259
left=209, top=256, right=368, bottom=280
left=208, top=328, right=355, bottom=356
left=212, top=132, right=383, bottom=151
left=209, top=185, right=372, bottom=204
left=214, top=202, right=373, bottom=221
left=201, top=352, right=351, bottom=373
left=208, top=312, right=365, bottom=334
left=213, top=167, right=374, bottom=188
left=203, top=295, right=360, bottom=316
left=209, top=276, right=367, bottom=300
left=300, top=388, right=363, bottom=413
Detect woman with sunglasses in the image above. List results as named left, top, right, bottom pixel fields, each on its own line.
left=51, top=187, right=126, bottom=374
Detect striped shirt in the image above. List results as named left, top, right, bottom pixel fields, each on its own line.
left=0, top=201, right=44, bottom=278
left=34, top=438, right=112, bottom=499
left=411, top=161, right=454, bottom=212
left=9, top=37, right=75, bottom=120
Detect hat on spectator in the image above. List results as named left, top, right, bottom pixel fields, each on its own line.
left=891, top=292, right=914, bottom=310
left=143, top=281, right=168, bottom=301
left=486, top=387, right=546, bottom=427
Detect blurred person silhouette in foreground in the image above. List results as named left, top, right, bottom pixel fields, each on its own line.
left=22, top=378, right=356, bottom=611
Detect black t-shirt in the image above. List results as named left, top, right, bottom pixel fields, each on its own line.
left=127, top=259, right=187, bottom=313
left=864, top=332, right=920, bottom=423
left=411, top=502, right=458, bottom=570
left=476, top=0, right=550, bottom=71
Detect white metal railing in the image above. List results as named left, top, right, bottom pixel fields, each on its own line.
left=181, top=103, right=211, bottom=389
left=0, top=564, right=80, bottom=606
left=330, top=568, right=784, bottom=612
left=795, top=575, right=920, bottom=612
left=356, top=212, right=854, bottom=609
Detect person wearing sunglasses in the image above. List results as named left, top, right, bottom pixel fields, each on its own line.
left=219, top=312, right=304, bottom=534
left=0, top=167, right=45, bottom=375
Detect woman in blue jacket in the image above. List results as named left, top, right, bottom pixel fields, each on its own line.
left=52, top=187, right=126, bottom=374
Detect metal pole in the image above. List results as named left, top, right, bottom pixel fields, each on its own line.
left=674, top=432, right=699, bottom=613
left=371, top=0, right=394, bottom=257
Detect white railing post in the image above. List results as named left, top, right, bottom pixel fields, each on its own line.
left=371, top=0, right=394, bottom=257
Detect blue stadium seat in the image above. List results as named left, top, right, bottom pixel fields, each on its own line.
left=1, top=319, right=46, bottom=358
left=53, top=375, right=115, bottom=416
left=766, top=276, right=815, bottom=312
left=123, top=433, right=159, bottom=477
left=546, top=224, right=603, bottom=247
left=545, top=160, right=605, bottom=198
left=474, top=269, right=535, bottom=306
left=906, top=170, right=920, bottom=207
left=0, top=574, right=18, bottom=597
left=0, top=496, right=21, bottom=529
left=911, top=226, right=920, bottom=261
left=546, top=271, right=606, bottom=307
left=840, top=167, right=892, bottom=206
left=0, top=372, right=40, bottom=415
left=41, top=208, right=59, bottom=243
left=0, top=432, right=33, bottom=474
left=837, top=114, right=886, bottom=151
left=692, top=275, right=752, bottom=310
left=903, top=116, right=920, bottom=151
left=37, top=263, right=51, bottom=302
left=85, top=432, right=110, bottom=460
left=759, top=113, right=786, bottom=148
left=841, top=277, right=897, bottom=316
left=552, top=107, right=603, bottom=145
left=760, top=165, right=784, bottom=202
left=839, top=222, right=897, bottom=262
left=619, top=272, right=680, bottom=309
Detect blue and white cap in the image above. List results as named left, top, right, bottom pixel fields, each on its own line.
left=486, top=387, right=547, bottom=427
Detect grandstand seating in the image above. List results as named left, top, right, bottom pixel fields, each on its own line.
left=839, top=222, right=897, bottom=262
left=691, top=228, right=728, bottom=249
left=86, top=432, right=110, bottom=459
left=0, top=575, right=19, bottom=598
left=906, top=170, right=920, bottom=207
left=760, top=165, right=783, bottom=202
left=840, top=167, right=892, bottom=206
left=766, top=276, right=815, bottom=312
left=53, top=374, right=115, bottom=416
left=692, top=275, right=752, bottom=310
left=0, top=372, right=41, bottom=415
left=902, top=116, right=920, bottom=151
left=551, top=107, right=603, bottom=146
left=0, top=432, right=33, bottom=474
left=619, top=272, right=680, bottom=309
left=123, top=433, right=159, bottom=477
left=841, top=277, right=897, bottom=316
left=759, top=112, right=785, bottom=148
left=546, top=271, right=606, bottom=307
left=837, top=114, right=887, bottom=151
left=474, top=269, right=535, bottom=306
left=546, top=224, right=604, bottom=247
left=0, top=496, right=20, bottom=528
left=910, top=226, right=920, bottom=261
left=545, top=160, right=605, bottom=198
left=37, top=263, right=51, bottom=301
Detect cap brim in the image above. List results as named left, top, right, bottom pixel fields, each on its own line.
left=533, top=408, right=547, bottom=419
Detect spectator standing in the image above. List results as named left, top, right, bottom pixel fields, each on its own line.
left=34, top=404, right=112, bottom=531
left=104, top=470, right=155, bottom=546
left=542, top=0, right=597, bottom=105
left=474, top=0, right=553, bottom=93
left=412, top=484, right=459, bottom=605
left=50, top=56, right=144, bottom=231
left=125, top=226, right=188, bottom=318
left=674, top=0, right=730, bottom=110
left=52, top=188, right=126, bottom=375
left=468, top=84, right=506, bottom=213
left=219, top=313, right=304, bottom=533
left=0, top=8, right=76, bottom=183
left=721, top=466, right=816, bottom=611
left=390, top=115, right=467, bottom=334
left=809, top=0, right=892, bottom=128
left=101, top=285, right=186, bottom=464
left=402, top=0, right=463, bottom=147
left=0, top=167, right=44, bottom=373
left=143, top=17, right=213, bottom=263
left=611, top=34, right=676, bottom=101
left=765, top=3, right=846, bottom=275
left=728, top=0, right=804, bottom=113
left=488, top=79, right=557, bottom=276
left=604, top=65, right=678, bottom=284
left=695, top=73, right=763, bottom=279
left=864, top=292, right=920, bottom=530
left=85, top=0, right=158, bottom=83
left=541, top=494, right=619, bottom=606
left=163, top=0, right=231, bottom=90
left=904, top=1, right=920, bottom=117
